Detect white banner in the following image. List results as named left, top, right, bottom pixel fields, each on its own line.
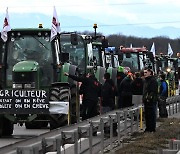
left=49, top=101, right=69, bottom=114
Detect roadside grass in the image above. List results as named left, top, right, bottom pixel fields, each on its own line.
left=114, top=118, right=180, bottom=154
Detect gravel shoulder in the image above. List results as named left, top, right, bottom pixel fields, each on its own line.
left=105, top=117, right=180, bottom=154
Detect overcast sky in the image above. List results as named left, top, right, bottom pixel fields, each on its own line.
left=0, top=0, right=180, bottom=33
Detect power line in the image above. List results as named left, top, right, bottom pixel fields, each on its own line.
left=0, top=2, right=148, bottom=9
left=62, top=21, right=180, bottom=29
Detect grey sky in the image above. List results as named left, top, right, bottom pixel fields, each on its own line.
left=0, top=0, right=180, bottom=37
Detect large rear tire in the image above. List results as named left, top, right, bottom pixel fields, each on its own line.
left=50, top=87, right=70, bottom=130
left=0, top=116, right=14, bottom=136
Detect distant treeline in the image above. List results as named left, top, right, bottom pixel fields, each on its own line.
left=107, top=34, right=180, bottom=57
left=80, top=31, right=180, bottom=57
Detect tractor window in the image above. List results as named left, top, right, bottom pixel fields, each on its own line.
left=92, top=47, right=100, bottom=66
left=6, top=35, right=53, bottom=87
left=7, top=36, right=51, bottom=63
left=60, top=34, right=86, bottom=74
left=113, top=55, right=119, bottom=67
left=157, top=60, right=168, bottom=71
left=139, top=54, right=144, bottom=70
left=121, top=53, right=139, bottom=72
left=178, top=59, right=180, bottom=67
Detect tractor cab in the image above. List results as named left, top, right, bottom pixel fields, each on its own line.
left=4, top=30, right=53, bottom=89
left=118, top=47, right=150, bottom=73
left=104, top=47, right=119, bottom=68
left=155, top=53, right=178, bottom=96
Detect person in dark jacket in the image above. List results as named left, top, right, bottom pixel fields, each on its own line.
left=101, top=72, right=116, bottom=113
left=102, top=72, right=117, bottom=136
left=131, top=72, right=144, bottom=95
left=158, top=73, right=168, bottom=118
left=116, top=66, right=126, bottom=108
left=131, top=72, right=144, bottom=105
left=64, top=72, right=101, bottom=120
left=143, top=68, right=158, bottom=132
left=120, top=72, right=133, bottom=108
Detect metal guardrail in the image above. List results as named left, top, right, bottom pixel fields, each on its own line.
left=157, top=95, right=180, bottom=154
left=166, top=95, right=180, bottom=116
left=158, top=139, right=180, bottom=154
left=5, top=95, right=180, bottom=154
left=15, top=106, right=141, bottom=154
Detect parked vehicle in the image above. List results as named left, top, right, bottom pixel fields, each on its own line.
left=0, top=25, right=109, bottom=136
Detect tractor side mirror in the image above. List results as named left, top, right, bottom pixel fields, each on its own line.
left=147, top=52, right=154, bottom=62
left=173, top=59, right=178, bottom=67
left=157, top=60, right=162, bottom=67
left=101, top=38, right=109, bottom=49
left=118, top=53, right=123, bottom=61
left=71, top=33, right=78, bottom=45
left=60, top=52, right=70, bottom=63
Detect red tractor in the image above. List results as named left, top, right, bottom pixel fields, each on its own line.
left=118, top=46, right=154, bottom=73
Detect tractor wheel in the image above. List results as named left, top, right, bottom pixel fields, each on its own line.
left=49, top=87, right=70, bottom=130
left=0, top=116, right=3, bottom=137
left=3, top=119, right=14, bottom=136
left=0, top=116, right=14, bottom=136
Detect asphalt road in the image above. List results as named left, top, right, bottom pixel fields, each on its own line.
left=0, top=124, right=50, bottom=148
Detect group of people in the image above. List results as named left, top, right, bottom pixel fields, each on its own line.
left=64, top=66, right=169, bottom=133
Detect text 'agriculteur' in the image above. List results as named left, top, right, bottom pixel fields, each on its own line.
left=0, top=90, right=49, bottom=114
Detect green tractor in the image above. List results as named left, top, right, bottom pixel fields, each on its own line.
left=155, top=54, right=178, bottom=96
left=0, top=26, right=109, bottom=136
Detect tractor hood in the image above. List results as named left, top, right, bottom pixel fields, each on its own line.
left=13, top=61, right=39, bottom=72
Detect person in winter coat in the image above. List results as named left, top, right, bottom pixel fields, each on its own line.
left=116, top=66, right=126, bottom=108
left=131, top=72, right=144, bottom=105
left=120, top=72, right=133, bottom=108
left=131, top=72, right=144, bottom=95
left=64, top=72, right=101, bottom=120
left=101, top=72, right=116, bottom=113
left=158, top=73, right=168, bottom=118
left=143, top=68, right=158, bottom=132
left=101, top=72, right=117, bottom=136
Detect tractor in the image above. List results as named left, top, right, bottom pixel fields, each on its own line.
left=0, top=26, right=108, bottom=136
left=113, top=46, right=154, bottom=73
left=155, top=53, right=178, bottom=96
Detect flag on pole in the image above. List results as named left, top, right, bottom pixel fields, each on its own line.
left=150, top=42, right=156, bottom=57
left=50, top=6, right=60, bottom=41
left=1, top=7, right=11, bottom=42
left=130, top=43, right=133, bottom=48
left=168, top=43, right=173, bottom=57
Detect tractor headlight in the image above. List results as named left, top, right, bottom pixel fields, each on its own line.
left=24, top=83, right=35, bottom=89
left=166, top=68, right=171, bottom=72
left=13, top=84, right=22, bottom=89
